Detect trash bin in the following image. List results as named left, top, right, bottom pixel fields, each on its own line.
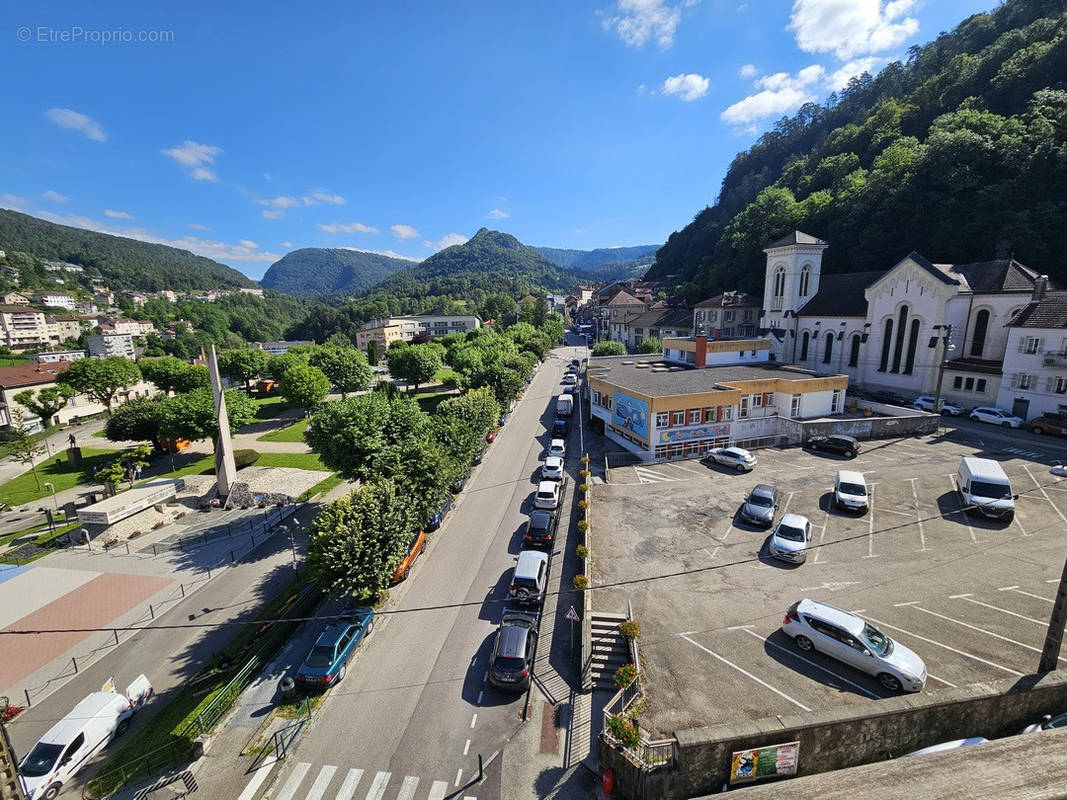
left=280, top=676, right=295, bottom=701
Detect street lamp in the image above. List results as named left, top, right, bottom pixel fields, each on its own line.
left=930, top=324, right=957, bottom=418
left=279, top=523, right=298, bottom=570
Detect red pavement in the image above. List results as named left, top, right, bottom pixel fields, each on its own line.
left=0, top=572, right=172, bottom=690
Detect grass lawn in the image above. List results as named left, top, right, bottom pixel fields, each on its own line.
left=252, top=394, right=293, bottom=419
left=254, top=452, right=330, bottom=471
left=433, top=367, right=456, bottom=384
left=414, top=389, right=455, bottom=414
left=257, top=418, right=309, bottom=443
left=302, top=473, right=345, bottom=500
left=0, top=520, right=50, bottom=547
left=0, top=448, right=122, bottom=508
left=0, top=357, right=28, bottom=367
left=92, top=429, right=109, bottom=438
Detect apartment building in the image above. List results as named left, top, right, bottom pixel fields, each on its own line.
left=355, top=315, right=481, bottom=352
left=88, top=332, right=137, bottom=360
left=32, top=292, right=76, bottom=310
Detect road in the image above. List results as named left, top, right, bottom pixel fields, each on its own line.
left=240, top=340, right=588, bottom=800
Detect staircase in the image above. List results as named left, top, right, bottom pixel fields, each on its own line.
left=587, top=612, right=631, bottom=690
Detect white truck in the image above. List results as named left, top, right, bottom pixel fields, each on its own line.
left=555, top=394, right=573, bottom=417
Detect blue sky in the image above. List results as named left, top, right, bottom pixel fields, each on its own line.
left=1, top=0, right=996, bottom=280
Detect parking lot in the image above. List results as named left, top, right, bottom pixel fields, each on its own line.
left=592, top=432, right=1067, bottom=736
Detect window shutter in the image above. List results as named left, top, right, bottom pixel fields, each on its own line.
left=1038, top=338, right=1045, bottom=353
left=763, top=392, right=772, bottom=405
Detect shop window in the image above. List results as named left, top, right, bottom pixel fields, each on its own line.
left=655, top=411, right=669, bottom=428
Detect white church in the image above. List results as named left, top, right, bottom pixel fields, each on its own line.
left=760, top=231, right=1048, bottom=409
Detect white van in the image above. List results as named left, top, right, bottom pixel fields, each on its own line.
left=957, top=457, right=1016, bottom=522
left=19, top=675, right=152, bottom=800
left=833, top=470, right=869, bottom=513
left=556, top=394, right=573, bottom=417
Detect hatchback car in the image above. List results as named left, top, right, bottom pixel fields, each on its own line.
left=768, top=513, right=812, bottom=563
left=489, top=612, right=539, bottom=691
left=562, top=385, right=575, bottom=395
left=1030, top=413, right=1067, bottom=436
left=296, top=607, right=375, bottom=687
left=390, top=531, right=427, bottom=584
left=911, top=395, right=965, bottom=415
left=522, top=509, right=557, bottom=549
left=541, top=456, right=564, bottom=481
left=805, top=434, right=859, bottom=458
left=561, top=374, right=577, bottom=386
left=969, top=406, right=1024, bottom=428
left=508, top=549, right=549, bottom=606
left=571, top=358, right=581, bottom=366
left=702, top=447, right=757, bottom=472
left=834, top=470, right=869, bottom=513
left=740, top=484, right=779, bottom=527
left=1020, top=711, right=1067, bottom=734
left=426, top=494, right=453, bottom=531
left=782, top=598, right=927, bottom=692
left=551, top=418, right=569, bottom=438
left=548, top=439, right=566, bottom=459
left=534, top=480, right=560, bottom=510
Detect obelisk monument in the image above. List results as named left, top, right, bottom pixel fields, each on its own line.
left=209, top=344, right=237, bottom=498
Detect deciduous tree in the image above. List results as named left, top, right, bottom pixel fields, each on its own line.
left=280, top=364, right=331, bottom=410
left=218, top=348, right=270, bottom=391
left=104, top=395, right=166, bottom=448
left=592, top=341, right=627, bottom=356
left=387, top=344, right=443, bottom=392
left=56, top=357, right=142, bottom=415
left=13, top=385, right=75, bottom=428
left=156, top=388, right=256, bottom=441
left=309, top=346, right=372, bottom=398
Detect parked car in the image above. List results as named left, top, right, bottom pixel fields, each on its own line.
left=489, top=612, right=539, bottom=691
left=296, top=608, right=375, bottom=688
left=552, top=418, right=569, bottom=438
left=426, top=495, right=453, bottom=531
left=451, top=470, right=470, bottom=493
left=523, top=509, right=558, bottom=549
left=805, top=434, right=859, bottom=458
left=910, top=395, right=966, bottom=415
left=472, top=443, right=488, bottom=465
left=702, top=447, right=757, bottom=472
left=498, top=412, right=510, bottom=427
left=739, top=484, right=780, bottom=527
left=561, top=373, right=577, bottom=386
left=508, top=549, right=550, bottom=606
left=1020, top=711, right=1067, bottom=733
left=906, top=737, right=988, bottom=756
left=548, top=439, right=566, bottom=459
left=768, top=513, right=812, bottom=563
left=391, top=531, right=427, bottom=584
left=833, top=470, right=869, bottom=513
left=968, top=406, right=1024, bottom=428
left=562, top=385, right=575, bottom=395
left=541, top=456, right=564, bottom=481
left=571, top=358, right=581, bottom=367
left=1029, top=413, right=1067, bottom=436
left=782, top=598, right=926, bottom=693
left=486, top=428, right=499, bottom=443
left=534, top=480, right=560, bottom=510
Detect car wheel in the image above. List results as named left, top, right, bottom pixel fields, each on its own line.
left=365, top=618, right=375, bottom=635
left=969, top=415, right=980, bottom=423
left=793, top=635, right=814, bottom=652
left=1002, top=421, right=1012, bottom=428
left=337, top=663, right=347, bottom=683
left=939, top=409, right=951, bottom=416
left=877, top=672, right=902, bottom=692
left=43, top=784, right=62, bottom=800
left=736, top=463, right=746, bottom=473
left=517, top=588, right=530, bottom=602
left=1032, top=426, right=1043, bottom=435
left=847, top=451, right=857, bottom=459
left=116, top=718, right=131, bottom=736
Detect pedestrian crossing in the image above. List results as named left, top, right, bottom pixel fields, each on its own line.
left=239, top=761, right=479, bottom=800
left=633, top=465, right=678, bottom=483
left=1002, top=446, right=1046, bottom=460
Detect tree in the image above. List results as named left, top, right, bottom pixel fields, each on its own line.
left=305, top=393, right=392, bottom=480
left=325, top=332, right=354, bottom=349
left=4, top=409, right=45, bottom=490
left=281, top=364, right=331, bottom=410
left=156, top=388, right=256, bottom=441
left=637, top=337, right=661, bottom=354
left=366, top=339, right=380, bottom=366
left=139, top=357, right=208, bottom=394
left=13, top=385, right=75, bottom=428
left=372, top=436, right=456, bottom=526
left=306, top=479, right=417, bottom=598
left=593, top=341, right=627, bottom=356
left=436, top=387, right=500, bottom=437
left=56, top=358, right=142, bottom=415
left=387, top=344, right=443, bottom=392
left=309, top=346, right=372, bottom=398
left=218, top=348, right=270, bottom=391
left=104, top=395, right=166, bottom=448
left=468, top=361, right=525, bottom=406
left=267, top=350, right=310, bottom=380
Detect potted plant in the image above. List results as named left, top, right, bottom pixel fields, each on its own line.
left=573, top=574, right=589, bottom=590
left=579, top=468, right=590, bottom=479
left=580, top=455, right=590, bottom=465
left=606, top=714, right=641, bottom=748
left=577, top=498, right=589, bottom=519
left=577, top=520, right=589, bottom=535
left=618, top=620, right=640, bottom=640
left=614, top=663, right=638, bottom=689
left=576, top=544, right=589, bottom=560
left=578, top=483, right=590, bottom=493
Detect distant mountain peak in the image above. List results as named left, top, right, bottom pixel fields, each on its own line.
left=260, top=247, right=413, bottom=297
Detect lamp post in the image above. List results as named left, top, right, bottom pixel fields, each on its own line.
left=279, top=521, right=298, bottom=570
left=930, top=324, right=957, bottom=418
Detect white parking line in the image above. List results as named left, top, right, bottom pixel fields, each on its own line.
left=864, top=496, right=877, bottom=559
left=1023, top=464, right=1067, bottom=524
left=813, top=502, right=830, bottom=564
left=859, top=613, right=1023, bottom=676
left=671, top=462, right=706, bottom=476
left=909, top=478, right=927, bottom=552
left=999, top=586, right=1053, bottom=603
left=781, top=491, right=795, bottom=516
left=950, top=594, right=1046, bottom=625
left=680, top=634, right=812, bottom=711
left=945, top=475, right=977, bottom=543
left=738, top=628, right=882, bottom=700
left=906, top=605, right=1064, bottom=662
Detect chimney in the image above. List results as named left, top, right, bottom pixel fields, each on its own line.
left=695, top=334, right=708, bottom=367
left=1033, top=275, right=1049, bottom=302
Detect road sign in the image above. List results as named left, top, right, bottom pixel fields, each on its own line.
left=565, top=606, right=579, bottom=622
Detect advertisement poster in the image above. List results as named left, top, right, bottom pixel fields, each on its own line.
left=659, top=424, right=730, bottom=444
left=613, top=392, right=649, bottom=439
left=729, top=741, right=799, bottom=784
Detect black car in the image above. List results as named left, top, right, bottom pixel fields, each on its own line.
left=571, top=358, right=580, bottom=367
left=451, top=471, right=470, bottom=493
left=523, top=509, right=558, bottom=549
left=805, top=434, right=859, bottom=458
left=489, top=612, right=539, bottom=691
left=472, top=443, right=488, bottom=465
left=552, top=418, right=569, bottom=437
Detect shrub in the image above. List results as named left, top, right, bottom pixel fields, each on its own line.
left=579, top=468, right=590, bottom=478
left=576, top=520, right=589, bottom=534
left=129, top=530, right=142, bottom=538
left=578, top=483, right=590, bottom=493
left=606, top=714, right=641, bottom=747
left=573, top=574, right=589, bottom=590
left=618, top=620, right=640, bottom=640
left=233, top=449, right=260, bottom=470
left=577, top=499, right=589, bottom=510
left=575, top=544, right=589, bottom=560
left=580, top=455, right=590, bottom=465
left=614, top=663, right=638, bottom=689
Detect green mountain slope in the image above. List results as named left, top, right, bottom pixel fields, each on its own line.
left=0, top=209, right=255, bottom=291
left=535, top=244, right=659, bottom=276
left=647, top=0, right=1067, bottom=297
left=260, top=248, right=415, bottom=297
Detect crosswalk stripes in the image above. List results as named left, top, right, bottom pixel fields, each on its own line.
left=335, top=769, right=364, bottom=800
left=1004, top=447, right=1044, bottom=460
left=244, top=762, right=478, bottom=800
left=633, top=466, right=676, bottom=483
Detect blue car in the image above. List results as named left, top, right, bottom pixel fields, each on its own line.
left=427, top=494, right=453, bottom=531
left=296, top=607, right=375, bottom=688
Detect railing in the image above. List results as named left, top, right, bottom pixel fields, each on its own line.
left=272, top=698, right=312, bottom=760
left=180, top=654, right=262, bottom=739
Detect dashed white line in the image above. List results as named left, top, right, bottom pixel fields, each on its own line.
left=999, top=586, right=1052, bottom=603
left=910, top=478, right=927, bottom=551
left=470, top=713, right=478, bottom=728
left=476, top=690, right=483, bottom=704
left=864, top=498, right=878, bottom=559
left=738, top=628, right=881, bottom=699
left=946, top=475, right=977, bottom=543
left=455, top=768, right=464, bottom=787
left=463, top=739, right=471, bottom=756
left=860, top=613, right=1023, bottom=676
left=950, top=595, right=1046, bottom=625
left=680, top=633, right=812, bottom=711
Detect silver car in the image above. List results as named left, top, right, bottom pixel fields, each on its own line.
left=702, top=446, right=757, bottom=473
left=740, top=484, right=779, bottom=527
left=768, top=513, right=812, bottom=563
left=782, top=598, right=927, bottom=693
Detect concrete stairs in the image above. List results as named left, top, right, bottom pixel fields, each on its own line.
left=588, top=612, right=631, bottom=691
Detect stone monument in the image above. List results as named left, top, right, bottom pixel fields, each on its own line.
left=209, top=344, right=237, bottom=498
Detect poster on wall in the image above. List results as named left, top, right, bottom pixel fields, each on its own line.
left=613, top=391, right=649, bottom=439
left=729, top=741, right=799, bottom=784
left=659, top=424, right=730, bottom=444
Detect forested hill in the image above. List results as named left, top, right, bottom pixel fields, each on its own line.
left=646, top=0, right=1067, bottom=298
left=261, top=248, right=415, bottom=297
left=0, top=209, right=255, bottom=291
left=535, top=243, right=659, bottom=278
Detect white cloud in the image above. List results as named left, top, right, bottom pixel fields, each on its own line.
left=0, top=194, right=28, bottom=211
left=423, top=233, right=468, bottom=251
left=739, top=63, right=758, bottom=79
left=319, top=221, right=379, bottom=234
left=104, top=208, right=134, bottom=219
left=162, top=140, right=222, bottom=181
left=262, top=209, right=285, bottom=219
left=280, top=241, right=293, bottom=248
left=789, top=0, right=919, bottom=60
left=487, top=208, right=510, bottom=219
left=240, top=239, right=258, bottom=249
left=661, top=72, right=710, bottom=101
left=189, top=223, right=211, bottom=231
left=720, top=64, right=825, bottom=128
left=190, top=167, right=217, bottom=182
left=42, top=190, right=69, bottom=203
left=391, top=224, right=420, bottom=241
left=303, top=191, right=345, bottom=206
left=340, top=246, right=421, bottom=262
left=44, top=108, right=106, bottom=141
left=263, top=196, right=300, bottom=209
left=604, top=0, right=682, bottom=49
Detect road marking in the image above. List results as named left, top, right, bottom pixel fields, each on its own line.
left=950, top=595, right=1045, bottom=625
left=671, top=462, right=706, bottom=476
left=634, top=466, right=675, bottom=483
left=893, top=601, right=920, bottom=607
left=946, top=475, right=976, bottom=543
left=813, top=505, right=830, bottom=565
left=366, top=771, right=391, bottom=800
left=275, top=762, right=311, bottom=800
left=727, top=624, right=755, bottom=630
left=999, top=586, right=1053, bottom=603
left=455, top=768, right=464, bottom=786
left=928, top=673, right=957, bottom=688
left=908, top=605, right=1063, bottom=662
left=463, top=739, right=471, bottom=755
left=305, top=765, right=336, bottom=800
left=470, top=713, right=478, bottom=728
left=860, top=614, right=1023, bottom=676
left=802, top=581, right=860, bottom=592
left=1023, top=464, right=1067, bottom=524
left=910, top=479, right=927, bottom=551
left=482, top=670, right=488, bottom=682
left=396, top=776, right=420, bottom=800
left=476, top=690, right=483, bottom=704
left=863, top=498, right=877, bottom=559
left=738, top=628, right=882, bottom=699
left=781, top=491, right=795, bottom=516
left=236, top=758, right=277, bottom=800
left=334, top=768, right=364, bottom=800
left=428, top=781, right=450, bottom=800
left=680, top=633, right=811, bottom=711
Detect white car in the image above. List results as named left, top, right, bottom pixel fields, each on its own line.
left=906, top=737, right=988, bottom=756
left=541, top=456, right=564, bottom=481
left=561, top=373, right=577, bottom=386
left=833, top=470, right=869, bottom=513
left=782, top=598, right=927, bottom=693
left=968, top=406, right=1024, bottom=428
left=548, top=439, right=566, bottom=459
left=533, top=480, right=560, bottom=510
left=911, top=395, right=965, bottom=416
left=1020, top=711, right=1067, bottom=734
left=768, top=513, right=812, bottom=563
left=702, top=447, right=757, bottom=472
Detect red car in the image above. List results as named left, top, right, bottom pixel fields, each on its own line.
left=486, top=428, right=499, bottom=443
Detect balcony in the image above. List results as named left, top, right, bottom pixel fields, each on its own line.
left=1044, top=351, right=1067, bottom=367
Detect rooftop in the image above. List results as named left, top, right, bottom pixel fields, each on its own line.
left=797, top=271, right=884, bottom=318
left=0, top=362, right=74, bottom=388
left=588, top=356, right=840, bottom=397
left=695, top=291, right=761, bottom=308
left=1006, top=289, right=1067, bottom=329
left=765, top=230, right=829, bottom=250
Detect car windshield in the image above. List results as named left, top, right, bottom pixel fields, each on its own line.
left=839, top=482, right=866, bottom=496
left=862, top=623, right=892, bottom=657
left=20, top=742, right=63, bottom=777
left=747, top=494, right=773, bottom=508
left=304, top=644, right=336, bottom=669
left=1045, top=714, right=1067, bottom=730
left=970, top=480, right=1012, bottom=500
left=776, top=524, right=805, bottom=542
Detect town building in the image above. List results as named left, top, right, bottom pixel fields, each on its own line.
left=88, top=332, right=136, bottom=360
left=253, top=340, right=316, bottom=356
left=0, top=292, right=30, bottom=306
left=29, top=350, right=87, bottom=364
left=0, top=306, right=53, bottom=350
left=693, top=291, right=761, bottom=338
left=662, top=335, right=773, bottom=368
left=155, top=290, right=179, bottom=303
left=32, top=292, right=76, bottom=310
left=123, top=291, right=149, bottom=308
left=43, top=260, right=84, bottom=273
left=600, top=289, right=647, bottom=342
left=0, top=264, right=20, bottom=284
left=355, top=315, right=481, bottom=352
left=110, top=317, right=157, bottom=337
left=612, top=308, right=693, bottom=350
left=74, top=301, right=98, bottom=315
left=48, top=315, right=84, bottom=343
left=996, top=284, right=1067, bottom=420
left=237, top=287, right=265, bottom=297
left=93, top=290, right=115, bottom=307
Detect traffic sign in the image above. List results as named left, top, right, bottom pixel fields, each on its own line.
left=565, top=606, right=579, bottom=622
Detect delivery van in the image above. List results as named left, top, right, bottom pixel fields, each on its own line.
left=956, top=457, right=1016, bottom=522
left=19, top=675, right=152, bottom=800
left=555, top=394, right=573, bottom=417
